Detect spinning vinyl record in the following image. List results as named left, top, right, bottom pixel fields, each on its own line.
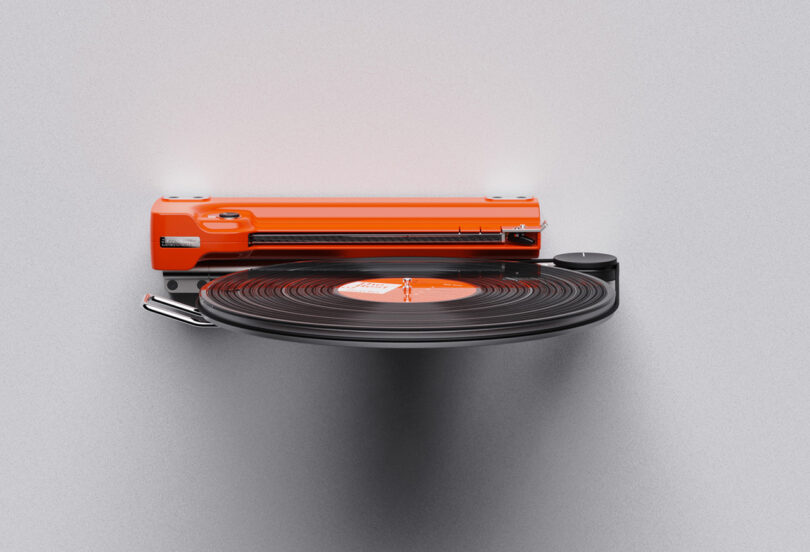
left=197, top=258, right=618, bottom=347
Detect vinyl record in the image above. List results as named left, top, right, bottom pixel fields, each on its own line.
left=197, top=258, right=617, bottom=347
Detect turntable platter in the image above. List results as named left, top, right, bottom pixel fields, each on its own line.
left=196, top=258, right=617, bottom=347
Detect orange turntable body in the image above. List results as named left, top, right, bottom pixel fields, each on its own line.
left=151, top=196, right=543, bottom=270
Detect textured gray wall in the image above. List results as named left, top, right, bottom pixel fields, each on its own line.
left=2, top=2, right=809, bottom=551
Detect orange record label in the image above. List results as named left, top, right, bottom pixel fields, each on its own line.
left=336, top=278, right=479, bottom=303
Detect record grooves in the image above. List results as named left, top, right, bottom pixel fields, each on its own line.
left=197, top=258, right=617, bottom=346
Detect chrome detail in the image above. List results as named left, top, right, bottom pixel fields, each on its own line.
left=160, top=236, right=201, bottom=248
left=501, top=223, right=547, bottom=233
left=162, top=194, right=210, bottom=201
left=142, top=294, right=215, bottom=327
left=485, top=195, right=534, bottom=200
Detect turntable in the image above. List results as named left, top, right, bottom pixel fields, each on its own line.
left=143, top=196, right=619, bottom=347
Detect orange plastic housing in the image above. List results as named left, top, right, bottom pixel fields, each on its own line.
left=151, top=197, right=542, bottom=270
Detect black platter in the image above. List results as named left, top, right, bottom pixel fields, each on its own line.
left=196, top=257, right=618, bottom=347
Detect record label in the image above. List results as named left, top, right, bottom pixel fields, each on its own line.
left=336, top=278, right=479, bottom=303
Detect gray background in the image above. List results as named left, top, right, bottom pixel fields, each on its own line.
left=2, top=2, right=809, bottom=551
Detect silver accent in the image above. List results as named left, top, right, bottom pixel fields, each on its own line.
left=142, top=294, right=215, bottom=327
left=160, top=236, right=201, bottom=248
left=162, top=194, right=210, bottom=201
left=485, top=195, right=534, bottom=200
left=501, top=222, right=547, bottom=233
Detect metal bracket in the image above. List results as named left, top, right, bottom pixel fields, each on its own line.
left=142, top=294, right=216, bottom=327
